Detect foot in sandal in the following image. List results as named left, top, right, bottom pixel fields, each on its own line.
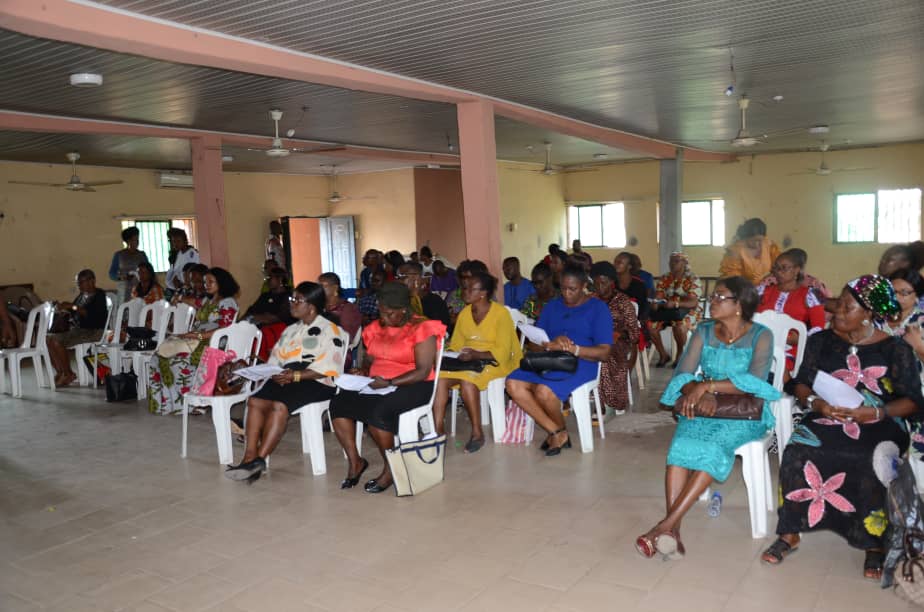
left=863, top=550, right=884, bottom=580
left=761, top=536, right=800, bottom=565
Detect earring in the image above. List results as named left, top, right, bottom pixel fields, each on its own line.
left=862, top=319, right=870, bottom=327
left=736, top=310, right=740, bottom=316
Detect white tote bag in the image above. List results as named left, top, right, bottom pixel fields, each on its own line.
left=385, top=434, right=447, bottom=497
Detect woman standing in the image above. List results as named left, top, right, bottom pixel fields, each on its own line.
left=650, top=252, right=703, bottom=368
left=147, top=267, right=240, bottom=415
left=226, top=282, right=346, bottom=482
left=433, top=271, right=522, bottom=452
left=590, top=262, right=639, bottom=416
left=719, top=218, right=780, bottom=284
left=108, top=226, right=148, bottom=307
left=506, top=265, right=613, bottom=456
left=329, top=283, right=445, bottom=493
left=762, top=275, right=923, bottom=581
left=637, top=277, right=780, bottom=558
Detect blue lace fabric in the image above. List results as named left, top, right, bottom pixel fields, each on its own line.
left=660, top=320, right=781, bottom=481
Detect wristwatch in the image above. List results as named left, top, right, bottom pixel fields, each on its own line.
left=805, top=394, right=819, bottom=410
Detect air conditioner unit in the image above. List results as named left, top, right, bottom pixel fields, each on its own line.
left=158, top=173, right=194, bottom=189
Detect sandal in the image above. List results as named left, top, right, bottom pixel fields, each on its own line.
left=863, top=550, right=884, bottom=580
left=761, top=538, right=799, bottom=565
left=545, top=428, right=571, bottom=457
left=635, top=534, right=658, bottom=558
left=464, top=437, right=485, bottom=453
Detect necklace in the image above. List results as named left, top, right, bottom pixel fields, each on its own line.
left=720, top=322, right=749, bottom=345
left=847, top=323, right=875, bottom=355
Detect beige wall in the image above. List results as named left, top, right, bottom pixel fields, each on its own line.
left=563, top=143, right=924, bottom=289
left=414, top=168, right=466, bottom=264
left=336, top=169, right=416, bottom=266
left=497, top=161, right=567, bottom=269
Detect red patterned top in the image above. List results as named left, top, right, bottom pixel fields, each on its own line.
left=757, top=284, right=826, bottom=335
left=363, top=316, right=446, bottom=380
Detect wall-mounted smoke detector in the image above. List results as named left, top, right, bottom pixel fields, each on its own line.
left=69, top=73, right=103, bottom=87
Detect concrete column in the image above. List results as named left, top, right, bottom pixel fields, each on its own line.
left=190, top=135, right=229, bottom=268
left=456, top=100, right=503, bottom=286
left=658, top=150, right=684, bottom=274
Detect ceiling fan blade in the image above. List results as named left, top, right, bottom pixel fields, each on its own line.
left=291, top=146, right=348, bottom=155
left=8, top=180, right=61, bottom=187
left=82, top=180, right=124, bottom=187
left=833, top=167, right=876, bottom=173
left=77, top=186, right=97, bottom=192
left=562, top=168, right=600, bottom=174
left=787, top=170, right=816, bottom=176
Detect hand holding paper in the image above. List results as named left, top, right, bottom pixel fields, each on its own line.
left=518, top=323, right=550, bottom=346
left=812, top=371, right=864, bottom=409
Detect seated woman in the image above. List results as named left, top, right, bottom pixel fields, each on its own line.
left=520, top=262, right=559, bottom=321
left=131, top=261, right=165, bottom=305
left=590, top=262, right=640, bottom=417
left=329, top=282, right=445, bottom=493
left=756, top=249, right=826, bottom=377
left=433, top=271, right=522, bottom=452
left=649, top=252, right=703, bottom=368
left=446, top=260, right=488, bottom=325
left=46, top=269, right=109, bottom=386
left=172, top=263, right=208, bottom=308
left=638, top=277, right=780, bottom=559
left=147, top=267, right=240, bottom=415
left=397, top=261, right=451, bottom=327
left=226, top=282, right=346, bottom=482
left=757, top=248, right=831, bottom=302
left=358, top=269, right=385, bottom=326
left=506, top=265, right=613, bottom=456
left=318, top=272, right=362, bottom=344
left=243, top=266, right=294, bottom=361
left=762, top=275, right=923, bottom=580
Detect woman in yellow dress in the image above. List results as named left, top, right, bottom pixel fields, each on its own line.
left=433, top=271, right=523, bottom=452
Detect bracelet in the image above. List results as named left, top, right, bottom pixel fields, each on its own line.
left=574, top=345, right=581, bottom=357
left=874, top=406, right=882, bottom=420
left=709, top=379, right=716, bottom=394
left=293, top=371, right=301, bottom=382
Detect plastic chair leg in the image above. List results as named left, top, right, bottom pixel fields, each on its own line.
left=487, top=380, right=507, bottom=442
left=570, top=389, right=595, bottom=453
left=739, top=442, right=769, bottom=539
left=640, top=350, right=650, bottom=383
left=634, top=357, right=645, bottom=390
left=480, top=389, right=490, bottom=426
left=210, top=399, right=234, bottom=465
left=449, top=388, right=459, bottom=436
left=592, top=388, right=605, bottom=440
left=181, top=399, right=189, bottom=458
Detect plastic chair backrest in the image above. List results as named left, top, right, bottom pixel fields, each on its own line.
left=170, top=303, right=196, bottom=334
left=22, top=302, right=52, bottom=349
left=209, top=321, right=262, bottom=362
left=752, top=311, right=808, bottom=376
left=425, top=340, right=445, bottom=408
left=93, top=294, right=116, bottom=344
left=138, top=300, right=170, bottom=332
left=506, top=306, right=530, bottom=349
left=348, top=325, right=363, bottom=350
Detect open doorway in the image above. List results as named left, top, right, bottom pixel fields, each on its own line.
left=282, top=216, right=357, bottom=291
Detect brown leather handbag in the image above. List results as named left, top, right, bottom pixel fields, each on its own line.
left=214, top=359, right=247, bottom=396
left=673, top=392, right=763, bottom=420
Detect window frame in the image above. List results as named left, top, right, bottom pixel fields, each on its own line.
left=566, top=201, right=626, bottom=249
left=680, top=197, right=725, bottom=247
left=833, top=188, right=922, bottom=244
left=119, top=215, right=198, bottom=273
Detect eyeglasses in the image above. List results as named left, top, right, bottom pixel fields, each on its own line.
left=896, top=289, right=917, bottom=297
left=708, top=293, right=738, bottom=303
left=288, top=296, right=309, bottom=304
left=771, top=264, right=795, bottom=272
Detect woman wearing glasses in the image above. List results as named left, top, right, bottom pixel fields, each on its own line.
left=756, top=249, right=827, bottom=376
left=226, top=282, right=346, bottom=482
left=636, top=277, right=780, bottom=559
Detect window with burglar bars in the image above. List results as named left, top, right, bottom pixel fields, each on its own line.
left=120, top=218, right=198, bottom=272
left=835, top=188, right=921, bottom=243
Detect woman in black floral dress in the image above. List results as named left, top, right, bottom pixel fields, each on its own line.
left=762, top=275, right=923, bottom=581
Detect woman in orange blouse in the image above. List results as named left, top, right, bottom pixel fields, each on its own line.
left=718, top=218, right=780, bottom=284
left=329, top=282, right=446, bottom=494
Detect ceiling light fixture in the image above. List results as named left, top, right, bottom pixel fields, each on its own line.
left=808, top=125, right=830, bottom=135
left=221, top=155, right=234, bottom=163
left=772, top=94, right=784, bottom=102
left=593, top=153, right=609, bottom=160
left=69, top=73, right=103, bottom=87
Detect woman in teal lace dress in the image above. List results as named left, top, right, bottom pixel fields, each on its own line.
left=636, top=277, right=780, bottom=559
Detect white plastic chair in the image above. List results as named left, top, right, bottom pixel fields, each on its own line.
left=753, top=311, right=808, bottom=452
left=291, top=327, right=353, bottom=475
left=570, top=362, right=605, bottom=453
left=5, top=302, right=55, bottom=397
left=78, top=297, right=142, bottom=386
left=180, top=322, right=262, bottom=464
left=132, top=303, right=182, bottom=399
left=71, top=294, right=116, bottom=386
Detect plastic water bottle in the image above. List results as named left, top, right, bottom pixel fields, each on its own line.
left=707, top=491, right=723, bottom=518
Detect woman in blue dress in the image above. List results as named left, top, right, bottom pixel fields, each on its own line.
left=637, top=277, right=780, bottom=559
left=507, top=265, right=614, bottom=456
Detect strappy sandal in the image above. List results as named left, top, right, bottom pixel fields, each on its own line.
left=863, top=550, right=884, bottom=580
left=761, top=538, right=798, bottom=565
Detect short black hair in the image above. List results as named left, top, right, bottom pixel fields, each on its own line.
left=207, top=267, right=240, bottom=298
left=137, top=261, right=156, bottom=278
left=400, top=261, right=424, bottom=274
left=419, top=246, right=433, bottom=258
left=503, top=256, right=520, bottom=265
left=182, top=261, right=198, bottom=272
left=531, top=262, right=551, bottom=279
left=549, top=249, right=567, bottom=263
left=784, top=248, right=808, bottom=267
left=385, top=250, right=405, bottom=269
left=293, top=281, right=328, bottom=315
left=190, top=263, right=209, bottom=276
left=121, top=226, right=140, bottom=243
left=170, top=228, right=188, bottom=242
left=318, top=272, right=344, bottom=297
left=469, top=271, right=498, bottom=297
left=560, top=264, right=588, bottom=285
left=736, top=218, right=767, bottom=241
left=77, top=269, right=95, bottom=281
left=458, top=259, right=488, bottom=276
left=718, top=276, right=759, bottom=321
left=890, top=268, right=924, bottom=297
left=548, top=243, right=560, bottom=254
left=616, top=251, right=639, bottom=274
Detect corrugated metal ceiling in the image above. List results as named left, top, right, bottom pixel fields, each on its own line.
left=94, top=0, right=924, bottom=151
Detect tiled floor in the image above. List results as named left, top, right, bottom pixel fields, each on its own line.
left=0, top=366, right=916, bottom=611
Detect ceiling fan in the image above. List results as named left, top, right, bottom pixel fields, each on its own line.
left=306, top=165, right=378, bottom=204
left=789, top=142, right=875, bottom=176
left=247, top=109, right=346, bottom=158
left=8, top=152, right=123, bottom=192
left=513, top=142, right=598, bottom=175
left=730, top=97, right=766, bottom=148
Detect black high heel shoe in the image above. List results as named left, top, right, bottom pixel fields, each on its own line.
left=545, top=428, right=572, bottom=457
left=340, top=458, right=369, bottom=489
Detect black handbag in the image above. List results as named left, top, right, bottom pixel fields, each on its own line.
left=105, top=372, right=138, bottom=402
left=650, top=307, right=690, bottom=322
left=123, top=326, right=157, bottom=351
left=441, top=357, right=498, bottom=372
left=520, top=351, right=579, bottom=375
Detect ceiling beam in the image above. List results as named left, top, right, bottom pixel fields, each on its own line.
left=0, top=110, right=463, bottom=166
left=0, top=0, right=734, bottom=162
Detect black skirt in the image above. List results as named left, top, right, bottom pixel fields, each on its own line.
left=250, top=379, right=336, bottom=414
left=328, top=381, right=434, bottom=434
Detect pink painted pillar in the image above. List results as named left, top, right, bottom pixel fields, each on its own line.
left=190, top=136, right=229, bottom=268
left=456, top=100, right=503, bottom=294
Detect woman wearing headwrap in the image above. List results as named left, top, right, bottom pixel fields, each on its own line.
left=650, top=252, right=703, bottom=367
left=328, top=282, right=446, bottom=494
left=762, top=275, right=923, bottom=582
left=590, top=261, right=640, bottom=416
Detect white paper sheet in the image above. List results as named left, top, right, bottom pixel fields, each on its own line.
left=812, top=371, right=864, bottom=409
left=518, top=323, right=550, bottom=346
left=443, top=350, right=461, bottom=359
left=231, top=364, right=285, bottom=382
left=336, top=373, right=398, bottom=396
left=359, top=385, right=397, bottom=395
